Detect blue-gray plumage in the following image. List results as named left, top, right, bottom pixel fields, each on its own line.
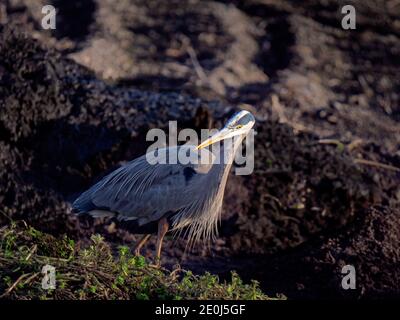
left=72, top=110, right=255, bottom=264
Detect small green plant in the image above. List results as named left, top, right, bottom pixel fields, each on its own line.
left=0, top=221, right=285, bottom=300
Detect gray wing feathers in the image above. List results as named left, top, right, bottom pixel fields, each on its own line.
left=76, top=146, right=214, bottom=226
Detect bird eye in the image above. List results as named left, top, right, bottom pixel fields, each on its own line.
left=235, top=124, right=243, bottom=129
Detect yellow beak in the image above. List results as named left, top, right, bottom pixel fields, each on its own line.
left=195, top=130, right=229, bottom=150
left=195, top=138, right=216, bottom=150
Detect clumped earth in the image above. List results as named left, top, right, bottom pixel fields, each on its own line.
left=1, top=0, right=400, bottom=299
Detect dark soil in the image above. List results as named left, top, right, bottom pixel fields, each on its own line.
left=1, top=0, right=400, bottom=299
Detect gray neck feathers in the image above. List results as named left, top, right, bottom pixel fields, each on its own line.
left=172, top=135, right=245, bottom=248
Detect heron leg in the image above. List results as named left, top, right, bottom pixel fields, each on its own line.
left=154, top=218, right=169, bottom=266
left=133, top=234, right=151, bottom=256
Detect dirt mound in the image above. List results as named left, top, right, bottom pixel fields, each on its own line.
left=226, top=123, right=377, bottom=255
left=258, top=205, right=400, bottom=299
left=5, top=0, right=400, bottom=149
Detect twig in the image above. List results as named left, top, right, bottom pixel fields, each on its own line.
left=25, top=244, right=37, bottom=261
left=347, top=139, right=364, bottom=151
left=318, top=139, right=341, bottom=145
left=318, top=138, right=366, bottom=152
left=0, top=209, right=12, bottom=222
left=264, top=194, right=283, bottom=208
left=317, top=139, right=344, bottom=149
left=354, top=158, right=400, bottom=173
left=316, top=138, right=400, bottom=172
left=0, top=273, right=31, bottom=298
left=0, top=4, right=7, bottom=24
left=22, top=273, right=40, bottom=286
left=186, top=45, right=208, bottom=85
left=270, top=95, right=311, bottom=133
left=169, top=266, right=182, bottom=279
left=280, top=215, right=301, bottom=223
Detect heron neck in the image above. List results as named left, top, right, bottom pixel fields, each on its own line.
left=215, top=134, right=245, bottom=180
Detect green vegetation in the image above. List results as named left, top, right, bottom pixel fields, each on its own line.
left=0, top=221, right=284, bottom=300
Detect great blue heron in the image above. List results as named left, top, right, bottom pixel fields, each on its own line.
left=72, top=110, right=255, bottom=264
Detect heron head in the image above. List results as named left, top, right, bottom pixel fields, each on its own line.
left=196, top=110, right=255, bottom=150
